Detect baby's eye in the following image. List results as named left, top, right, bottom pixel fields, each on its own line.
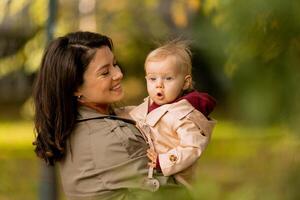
left=165, top=77, right=173, bottom=81
left=149, top=77, right=156, bottom=81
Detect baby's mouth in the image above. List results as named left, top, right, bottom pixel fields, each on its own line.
left=156, top=92, right=164, bottom=99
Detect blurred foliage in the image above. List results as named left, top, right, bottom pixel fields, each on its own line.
left=0, top=0, right=47, bottom=75
left=0, top=120, right=299, bottom=199
left=197, top=0, right=300, bottom=130
left=0, top=0, right=299, bottom=131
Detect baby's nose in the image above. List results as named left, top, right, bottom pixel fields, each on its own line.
left=155, top=79, right=163, bottom=88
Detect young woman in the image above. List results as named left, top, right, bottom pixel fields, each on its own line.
left=33, top=31, right=170, bottom=200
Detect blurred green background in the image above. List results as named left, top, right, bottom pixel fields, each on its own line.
left=0, top=0, right=299, bottom=199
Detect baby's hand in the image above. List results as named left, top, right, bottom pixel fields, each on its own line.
left=147, top=149, right=157, bottom=168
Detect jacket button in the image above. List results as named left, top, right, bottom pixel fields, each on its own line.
left=169, top=154, right=177, bottom=162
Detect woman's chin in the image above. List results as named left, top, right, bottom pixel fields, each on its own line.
left=114, top=90, right=125, bottom=102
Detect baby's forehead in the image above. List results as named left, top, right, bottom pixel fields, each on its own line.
left=146, top=54, right=176, bottom=63
left=145, top=65, right=183, bottom=76
left=146, top=55, right=182, bottom=70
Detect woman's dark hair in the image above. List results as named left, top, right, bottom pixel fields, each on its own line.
left=33, top=31, right=113, bottom=165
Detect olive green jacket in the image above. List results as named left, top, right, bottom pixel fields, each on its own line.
left=58, top=106, right=161, bottom=200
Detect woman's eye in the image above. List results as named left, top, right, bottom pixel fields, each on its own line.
left=101, top=71, right=109, bottom=76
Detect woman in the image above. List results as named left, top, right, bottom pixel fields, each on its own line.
left=33, top=31, right=172, bottom=200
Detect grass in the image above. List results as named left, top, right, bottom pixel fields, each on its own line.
left=0, top=120, right=66, bottom=200
left=0, top=120, right=38, bottom=200
left=0, top=120, right=35, bottom=159
left=0, top=120, right=299, bottom=200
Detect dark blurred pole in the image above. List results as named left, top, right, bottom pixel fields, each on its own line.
left=39, top=162, right=58, bottom=200
left=47, top=0, right=57, bottom=41
left=39, top=0, right=58, bottom=200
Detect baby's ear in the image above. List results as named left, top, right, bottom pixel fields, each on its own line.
left=183, top=75, right=192, bottom=90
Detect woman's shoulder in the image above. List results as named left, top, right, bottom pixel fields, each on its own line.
left=114, top=106, right=136, bottom=119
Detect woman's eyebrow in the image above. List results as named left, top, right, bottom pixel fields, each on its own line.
left=95, top=64, right=109, bottom=73
left=95, top=56, right=115, bottom=72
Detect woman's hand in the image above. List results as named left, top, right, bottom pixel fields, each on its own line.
left=147, top=149, right=158, bottom=168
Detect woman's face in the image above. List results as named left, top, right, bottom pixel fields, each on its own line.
left=75, top=46, right=124, bottom=110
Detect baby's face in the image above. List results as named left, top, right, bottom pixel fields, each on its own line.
left=145, top=55, right=188, bottom=105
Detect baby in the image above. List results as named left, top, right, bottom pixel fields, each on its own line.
left=130, top=40, right=216, bottom=188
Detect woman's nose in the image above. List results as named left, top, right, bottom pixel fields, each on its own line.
left=112, top=66, right=123, bottom=80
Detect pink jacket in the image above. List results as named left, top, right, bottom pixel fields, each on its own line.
left=130, top=97, right=216, bottom=187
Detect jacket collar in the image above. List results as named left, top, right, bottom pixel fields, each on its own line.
left=130, top=97, right=171, bottom=127
left=77, top=105, right=136, bottom=124
left=77, top=105, right=107, bottom=120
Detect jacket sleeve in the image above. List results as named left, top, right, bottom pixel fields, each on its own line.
left=158, top=111, right=216, bottom=176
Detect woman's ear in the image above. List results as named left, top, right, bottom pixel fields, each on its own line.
left=74, top=90, right=84, bottom=102
left=74, top=91, right=81, bottom=97
left=74, top=87, right=83, bottom=99
left=183, top=75, right=192, bottom=90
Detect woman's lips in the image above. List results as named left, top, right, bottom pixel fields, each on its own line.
left=111, top=83, right=122, bottom=91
